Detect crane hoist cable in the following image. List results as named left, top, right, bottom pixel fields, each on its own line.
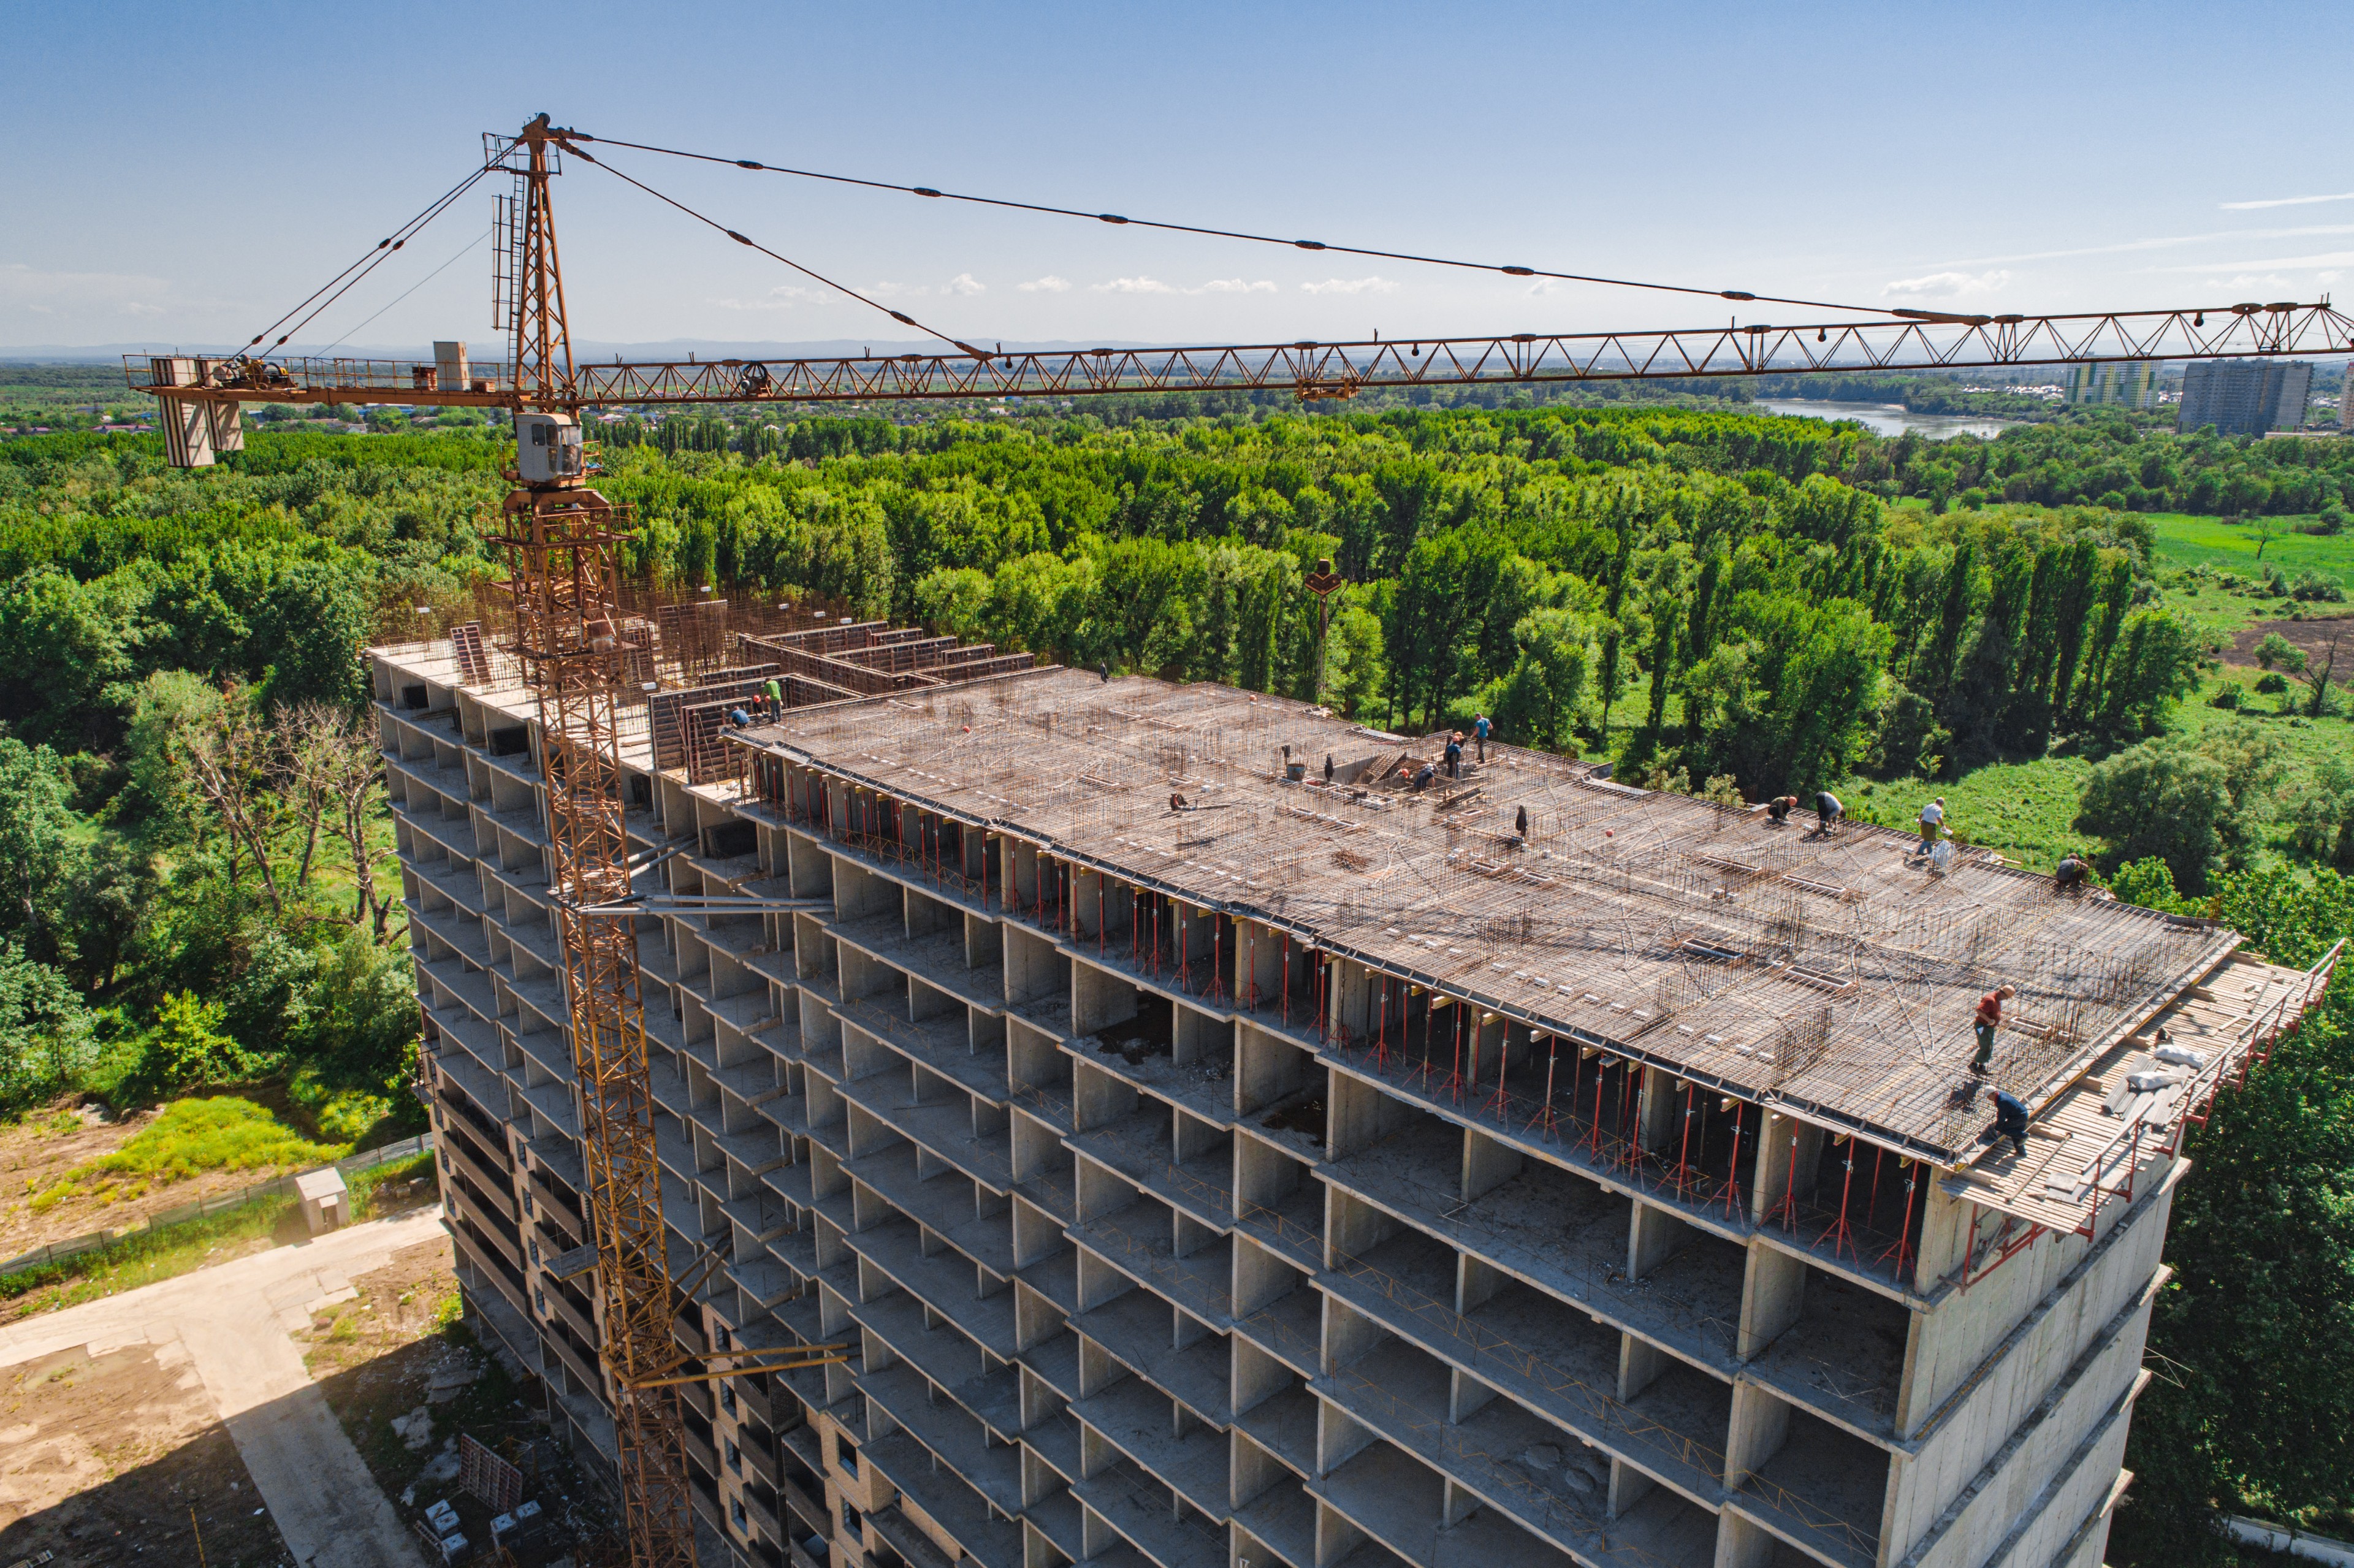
left=570, top=129, right=1919, bottom=321
left=564, top=140, right=996, bottom=358
left=316, top=226, right=492, bottom=356
left=242, top=161, right=497, bottom=356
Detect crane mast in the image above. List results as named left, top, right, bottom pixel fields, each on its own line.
left=497, top=116, right=698, bottom=1568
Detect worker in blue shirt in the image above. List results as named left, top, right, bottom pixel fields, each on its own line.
left=1473, top=714, right=1491, bottom=763
left=1986, top=1089, right=2030, bottom=1157
left=1443, top=733, right=1463, bottom=780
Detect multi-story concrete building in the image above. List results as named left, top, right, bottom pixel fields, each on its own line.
left=373, top=635, right=2333, bottom=1568
left=2062, top=364, right=2157, bottom=411
left=2178, top=358, right=2313, bottom=435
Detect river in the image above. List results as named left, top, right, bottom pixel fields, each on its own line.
left=1752, top=398, right=2019, bottom=440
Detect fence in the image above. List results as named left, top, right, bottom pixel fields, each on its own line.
left=0, top=1130, right=439, bottom=1280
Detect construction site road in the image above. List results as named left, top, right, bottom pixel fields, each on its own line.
left=0, top=1206, right=448, bottom=1568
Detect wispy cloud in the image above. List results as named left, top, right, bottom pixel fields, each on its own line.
left=1300, top=276, right=1397, bottom=295
left=1881, top=269, right=2011, bottom=299
left=711, top=284, right=813, bottom=312
left=2148, top=250, right=2354, bottom=273
left=1017, top=275, right=1071, bottom=293
left=871, top=273, right=988, bottom=299
left=1932, top=224, right=2354, bottom=267
left=1090, top=276, right=1276, bottom=295
left=2222, top=191, right=2354, bottom=210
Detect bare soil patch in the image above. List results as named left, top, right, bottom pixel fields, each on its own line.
left=0, top=1341, right=290, bottom=1568
left=2222, top=612, right=2354, bottom=667
left=0, top=1102, right=313, bottom=1260
left=297, top=1236, right=619, bottom=1564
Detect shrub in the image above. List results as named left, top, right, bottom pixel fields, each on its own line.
left=2209, top=685, right=2242, bottom=710
left=2074, top=737, right=2243, bottom=892
left=2291, top=571, right=2348, bottom=603
left=2257, top=671, right=2290, bottom=694
left=0, top=942, right=94, bottom=1114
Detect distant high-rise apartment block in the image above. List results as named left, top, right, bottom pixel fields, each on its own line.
left=2064, top=363, right=2158, bottom=409
left=2178, top=359, right=2312, bottom=435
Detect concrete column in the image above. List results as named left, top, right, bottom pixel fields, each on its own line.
left=1449, top=1367, right=1498, bottom=1424
left=1461, top=1125, right=1522, bottom=1204
left=1071, top=1059, right=1137, bottom=1134
left=1635, top=1066, right=1679, bottom=1154
left=1232, top=1429, right=1290, bottom=1512
left=1629, top=1200, right=1692, bottom=1281
left=1324, top=1068, right=1409, bottom=1161
left=1724, top=1380, right=1791, bottom=1490
left=1457, top=1252, right=1509, bottom=1315
left=1314, top=1500, right=1366, bottom=1568
left=1315, top=1396, right=1378, bottom=1475
left=1608, top=1457, right=1655, bottom=1520
left=1233, top=1231, right=1300, bottom=1320
left=1619, top=1333, right=1669, bottom=1402
left=1738, top=1244, right=1809, bottom=1358
left=1072, top=958, right=1138, bottom=1038
left=1320, top=1295, right=1388, bottom=1377
left=1750, top=1111, right=1824, bottom=1227
left=1711, top=1512, right=1778, bottom=1568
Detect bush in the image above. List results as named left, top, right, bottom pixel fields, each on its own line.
left=0, top=941, right=94, bottom=1113
left=2074, top=737, right=2244, bottom=893
left=2291, top=571, right=2348, bottom=603
left=2209, top=685, right=2242, bottom=710
left=2256, top=671, right=2290, bottom=694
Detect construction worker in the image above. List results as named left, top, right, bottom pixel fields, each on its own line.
left=1444, top=733, right=1463, bottom=780
left=1099, top=661, right=1111, bottom=683
left=728, top=706, right=753, bottom=728
left=1916, top=796, right=1945, bottom=854
left=2054, top=851, right=2090, bottom=892
left=1971, top=984, right=2016, bottom=1073
left=1814, top=790, right=1843, bottom=835
left=763, top=676, right=783, bottom=712
left=1474, top=714, right=1491, bottom=763
left=1514, top=804, right=1529, bottom=840
left=1412, top=762, right=1436, bottom=792
left=1986, top=1089, right=2030, bottom=1157
left=1766, top=794, right=1797, bottom=826
left=1323, top=753, right=1335, bottom=785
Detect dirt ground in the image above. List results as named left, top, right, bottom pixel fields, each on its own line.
left=2222, top=611, right=2354, bottom=666
left=297, top=1236, right=622, bottom=1565
left=0, top=1102, right=313, bottom=1261
left=0, top=1341, right=291, bottom=1568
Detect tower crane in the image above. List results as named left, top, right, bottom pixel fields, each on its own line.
left=121, top=116, right=2354, bottom=1568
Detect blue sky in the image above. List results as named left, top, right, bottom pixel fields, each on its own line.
left=7, top=1, right=2354, bottom=352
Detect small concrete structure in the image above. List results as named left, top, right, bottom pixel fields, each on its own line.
left=294, top=1166, right=351, bottom=1235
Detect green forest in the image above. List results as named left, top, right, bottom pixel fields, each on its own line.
left=2, top=397, right=2351, bottom=1554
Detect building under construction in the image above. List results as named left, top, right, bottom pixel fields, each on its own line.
left=375, top=630, right=2336, bottom=1568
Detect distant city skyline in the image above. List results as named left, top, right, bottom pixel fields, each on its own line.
left=7, top=2, right=2354, bottom=352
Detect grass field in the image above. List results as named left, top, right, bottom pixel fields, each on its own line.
left=2147, top=511, right=2354, bottom=582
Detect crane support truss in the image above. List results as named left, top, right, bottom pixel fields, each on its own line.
left=127, top=300, right=2354, bottom=411
left=502, top=486, right=696, bottom=1568
left=493, top=118, right=698, bottom=1568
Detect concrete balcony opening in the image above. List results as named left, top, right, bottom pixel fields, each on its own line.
left=1007, top=926, right=1070, bottom=1014
left=1741, top=1260, right=1910, bottom=1442
left=1726, top=1386, right=1887, bottom=1568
